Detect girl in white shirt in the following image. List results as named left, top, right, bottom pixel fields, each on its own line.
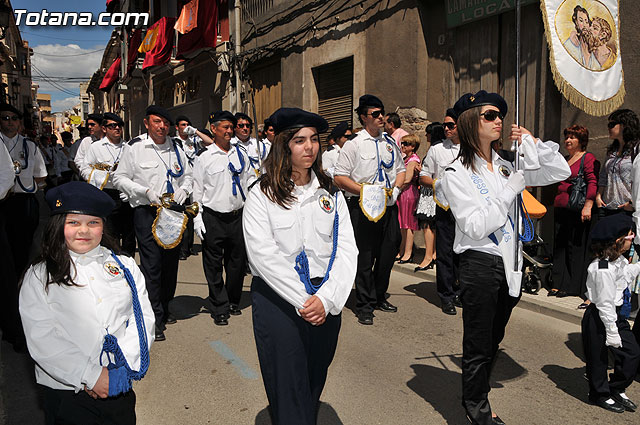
left=439, top=91, right=570, bottom=425
left=19, top=181, right=155, bottom=425
left=243, top=108, right=358, bottom=425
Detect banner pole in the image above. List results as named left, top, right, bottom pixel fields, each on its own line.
left=514, top=0, right=521, bottom=272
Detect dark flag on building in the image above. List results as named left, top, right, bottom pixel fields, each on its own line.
left=176, top=0, right=218, bottom=59
left=99, top=57, right=121, bottom=91
left=142, top=17, right=177, bottom=70
left=126, top=29, right=143, bottom=77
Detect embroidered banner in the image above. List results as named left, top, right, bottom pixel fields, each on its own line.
left=541, top=0, right=624, bottom=116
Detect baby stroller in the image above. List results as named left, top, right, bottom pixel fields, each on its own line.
left=520, top=190, right=553, bottom=294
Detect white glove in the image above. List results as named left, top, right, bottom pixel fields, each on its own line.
left=194, top=213, right=206, bottom=240
left=173, top=187, right=188, bottom=205
left=119, top=191, right=129, bottom=202
left=391, top=186, right=401, bottom=204
left=146, top=189, right=161, bottom=205
left=606, top=331, right=622, bottom=348
left=184, top=125, right=197, bottom=136
left=505, top=170, right=525, bottom=195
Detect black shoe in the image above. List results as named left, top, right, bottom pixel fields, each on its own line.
left=357, top=312, right=373, bottom=325
left=492, top=415, right=506, bottom=425
left=229, top=304, right=242, bottom=316
left=555, top=290, right=568, bottom=298
left=190, top=249, right=199, bottom=256
left=441, top=302, right=456, bottom=315
left=414, top=262, right=434, bottom=272
left=165, top=314, right=177, bottom=325
left=612, top=392, right=637, bottom=412
left=398, top=256, right=414, bottom=264
left=155, top=327, right=166, bottom=342
left=179, top=253, right=188, bottom=260
left=375, top=301, right=398, bottom=313
left=453, top=295, right=463, bottom=308
left=595, top=397, right=625, bottom=413
left=213, top=314, right=229, bottom=326
left=547, top=289, right=559, bottom=297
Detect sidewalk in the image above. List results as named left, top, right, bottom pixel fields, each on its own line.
left=393, top=261, right=635, bottom=327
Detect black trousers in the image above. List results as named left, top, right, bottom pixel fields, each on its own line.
left=435, top=206, right=460, bottom=303
left=179, top=197, right=195, bottom=257
left=251, top=276, right=341, bottom=425
left=133, top=206, right=180, bottom=325
left=202, top=207, right=246, bottom=315
left=41, top=385, right=136, bottom=425
left=103, top=189, right=136, bottom=257
left=582, top=304, right=640, bottom=402
left=0, top=207, right=21, bottom=343
left=347, top=198, right=401, bottom=315
left=552, top=207, right=591, bottom=296
left=459, top=250, right=520, bottom=425
left=1, top=193, right=39, bottom=275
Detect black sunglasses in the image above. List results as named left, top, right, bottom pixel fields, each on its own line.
left=480, top=110, right=504, bottom=122
left=367, top=110, right=385, bottom=118
left=237, top=123, right=252, bottom=129
left=104, top=122, right=122, bottom=129
left=608, top=121, right=620, bottom=129
left=1, top=115, right=20, bottom=121
left=443, top=122, right=456, bottom=130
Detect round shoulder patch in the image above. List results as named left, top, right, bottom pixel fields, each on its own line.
left=386, top=143, right=393, bottom=153
left=174, top=161, right=182, bottom=173
left=498, top=165, right=511, bottom=178
left=104, top=262, right=122, bottom=277
left=318, top=194, right=335, bottom=213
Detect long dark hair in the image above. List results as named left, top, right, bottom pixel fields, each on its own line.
left=606, top=109, right=640, bottom=157
left=455, top=107, right=485, bottom=172
left=260, top=128, right=333, bottom=208
left=29, top=214, right=119, bottom=290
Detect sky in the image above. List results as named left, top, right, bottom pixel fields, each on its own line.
left=16, top=1, right=115, bottom=112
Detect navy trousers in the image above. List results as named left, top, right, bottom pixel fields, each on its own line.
left=435, top=206, right=460, bottom=304
left=251, top=276, right=341, bottom=425
left=41, top=386, right=136, bottom=425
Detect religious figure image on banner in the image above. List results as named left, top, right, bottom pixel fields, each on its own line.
left=542, top=0, right=624, bottom=116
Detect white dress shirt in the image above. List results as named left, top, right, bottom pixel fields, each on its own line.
left=192, top=142, right=257, bottom=213
left=231, top=136, right=271, bottom=174
left=322, top=145, right=341, bottom=179
left=113, top=133, right=193, bottom=207
left=333, top=129, right=406, bottom=199
left=73, top=136, right=96, bottom=172
left=1, top=132, right=47, bottom=193
left=243, top=172, right=358, bottom=316
left=19, top=246, right=155, bottom=392
left=0, top=141, right=14, bottom=198
left=420, top=138, right=460, bottom=179
left=81, top=137, right=127, bottom=189
left=53, top=145, right=72, bottom=176
left=586, top=256, right=640, bottom=336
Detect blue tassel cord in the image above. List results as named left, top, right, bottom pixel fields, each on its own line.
left=228, top=145, right=247, bottom=201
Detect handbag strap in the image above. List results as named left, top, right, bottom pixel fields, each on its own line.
left=576, top=153, right=586, bottom=178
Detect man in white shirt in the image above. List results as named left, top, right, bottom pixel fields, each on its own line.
left=82, top=113, right=135, bottom=256
left=384, top=112, right=409, bottom=148
left=0, top=103, right=46, bottom=351
left=192, top=111, right=256, bottom=326
left=113, top=105, right=193, bottom=341
left=232, top=112, right=270, bottom=176
left=334, top=95, right=406, bottom=325
left=420, top=108, right=462, bottom=315
left=322, top=121, right=352, bottom=179
left=73, top=113, right=104, bottom=175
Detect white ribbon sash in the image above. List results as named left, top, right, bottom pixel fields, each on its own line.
left=152, top=207, right=188, bottom=249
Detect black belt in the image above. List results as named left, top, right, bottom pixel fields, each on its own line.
left=461, top=249, right=504, bottom=267
left=203, top=206, right=243, bottom=217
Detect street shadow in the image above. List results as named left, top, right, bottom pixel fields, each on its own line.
left=541, top=364, right=588, bottom=403
left=169, top=290, right=254, bottom=320
left=404, top=280, right=441, bottom=309
left=447, top=350, right=528, bottom=388
left=254, top=401, right=343, bottom=424
left=341, top=289, right=358, bottom=316
left=565, top=332, right=586, bottom=363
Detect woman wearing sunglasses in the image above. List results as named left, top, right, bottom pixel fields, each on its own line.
left=438, top=90, right=570, bottom=425
left=243, top=108, right=357, bottom=425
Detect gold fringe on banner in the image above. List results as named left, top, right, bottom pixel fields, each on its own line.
left=539, top=1, right=625, bottom=116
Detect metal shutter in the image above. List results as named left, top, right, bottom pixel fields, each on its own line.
left=315, top=57, right=353, bottom=147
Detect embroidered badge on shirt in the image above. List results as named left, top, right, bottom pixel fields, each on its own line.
left=386, top=144, right=393, bottom=153
left=498, top=165, right=511, bottom=178
left=174, top=162, right=181, bottom=173
left=104, top=262, right=121, bottom=277
left=319, top=195, right=334, bottom=213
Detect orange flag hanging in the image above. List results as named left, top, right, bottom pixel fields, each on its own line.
left=175, top=0, right=199, bottom=35
left=138, top=25, right=159, bottom=53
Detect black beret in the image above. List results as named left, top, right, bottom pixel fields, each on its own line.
left=199, top=128, right=213, bottom=138
left=234, top=112, right=253, bottom=124
left=590, top=214, right=634, bottom=242
left=355, top=94, right=384, bottom=112
left=445, top=108, right=458, bottom=120
left=268, top=107, right=329, bottom=134
left=454, top=90, right=508, bottom=118
left=0, top=103, right=22, bottom=118
left=209, top=111, right=237, bottom=127
left=46, top=181, right=115, bottom=218
left=175, top=115, right=191, bottom=125
left=145, top=105, right=173, bottom=125
left=328, top=121, right=349, bottom=141
left=87, top=113, right=104, bottom=124
left=102, top=112, right=124, bottom=126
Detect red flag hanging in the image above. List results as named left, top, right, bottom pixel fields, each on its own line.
left=126, top=29, right=143, bottom=77
left=176, top=0, right=218, bottom=59
left=106, top=0, right=119, bottom=13
left=142, top=17, right=177, bottom=70
left=99, top=57, right=121, bottom=92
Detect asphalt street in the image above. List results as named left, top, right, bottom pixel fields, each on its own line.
left=2, top=251, right=640, bottom=424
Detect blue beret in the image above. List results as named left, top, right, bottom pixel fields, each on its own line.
left=453, top=90, right=508, bottom=118
left=268, top=107, right=329, bottom=134
left=175, top=115, right=191, bottom=125
left=102, top=112, right=124, bottom=126
left=590, top=214, right=634, bottom=242
left=145, top=105, right=173, bottom=125
left=209, top=111, right=237, bottom=127
left=234, top=112, right=253, bottom=124
left=355, top=94, right=384, bottom=112
left=328, top=121, right=350, bottom=141
left=46, top=182, right=115, bottom=218
left=0, top=103, right=22, bottom=118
